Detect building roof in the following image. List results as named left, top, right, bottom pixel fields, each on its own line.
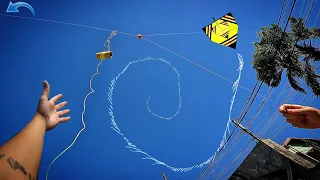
left=282, top=138, right=320, bottom=147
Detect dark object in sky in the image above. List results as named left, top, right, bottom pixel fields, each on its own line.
left=202, top=12, right=238, bottom=49
left=162, top=172, right=167, bottom=180
left=96, top=50, right=112, bottom=60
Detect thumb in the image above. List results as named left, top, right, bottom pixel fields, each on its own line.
left=41, top=80, right=50, bottom=100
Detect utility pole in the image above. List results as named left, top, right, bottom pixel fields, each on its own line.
left=232, top=120, right=261, bottom=141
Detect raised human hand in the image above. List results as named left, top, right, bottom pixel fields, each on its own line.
left=279, top=104, right=320, bottom=129
left=36, top=80, right=71, bottom=131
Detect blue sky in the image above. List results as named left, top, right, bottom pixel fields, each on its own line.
left=0, top=0, right=319, bottom=179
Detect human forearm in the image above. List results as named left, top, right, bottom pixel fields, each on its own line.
left=0, top=80, right=71, bottom=179
left=0, top=113, right=46, bottom=180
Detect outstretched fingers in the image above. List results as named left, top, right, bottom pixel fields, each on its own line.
left=59, top=116, right=71, bottom=123
left=50, top=94, right=63, bottom=104
left=56, top=101, right=67, bottom=110
left=58, top=109, right=71, bottom=123
left=58, top=109, right=70, bottom=116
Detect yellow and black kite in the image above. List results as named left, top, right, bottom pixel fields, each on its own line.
left=202, top=12, right=238, bottom=49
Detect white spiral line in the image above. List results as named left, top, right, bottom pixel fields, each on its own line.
left=225, top=54, right=244, bottom=141
left=108, top=54, right=244, bottom=172
left=45, top=53, right=243, bottom=177
left=146, top=61, right=182, bottom=120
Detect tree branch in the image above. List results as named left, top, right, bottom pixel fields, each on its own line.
left=295, top=43, right=320, bottom=61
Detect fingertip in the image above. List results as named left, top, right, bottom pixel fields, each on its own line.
left=279, top=106, right=286, bottom=113
left=43, top=81, right=46, bottom=88
left=63, top=101, right=68, bottom=106
left=41, top=80, right=50, bottom=99
left=43, top=80, right=49, bottom=88
left=57, top=94, right=63, bottom=99
left=279, top=104, right=286, bottom=112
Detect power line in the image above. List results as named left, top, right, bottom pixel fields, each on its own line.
left=210, top=87, right=297, bottom=178
left=1, top=2, right=314, bottom=178
left=216, top=88, right=313, bottom=179
left=304, top=0, right=312, bottom=20
left=210, top=1, right=318, bottom=177
left=219, top=88, right=298, bottom=178
left=313, top=7, right=320, bottom=26
left=198, top=0, right=298, bottom=178
left=278, top=0, right=288, bottom=25
left=227, top=81, right=315, bottom=178
left=234, top=0, right=297, bottom=143
left=306, top=0, right=316, bottom=23
left=238, top=0, right=297, bottom=127
left=274, top=91, right=316, bottom=143
left=284, top=0, right=298, bottom=31
left=300, top=0, right=307, bottom=17
left=280, top=0, right=291, bottom=25
left=0, top=10, right=277, bottom=178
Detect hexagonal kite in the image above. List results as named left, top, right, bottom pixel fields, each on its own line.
left=202, top=12, right=238, bottom=49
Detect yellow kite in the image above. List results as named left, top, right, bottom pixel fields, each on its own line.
left=202, top=12, right=238, bottom=49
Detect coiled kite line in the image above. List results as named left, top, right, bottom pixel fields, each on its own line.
left=45, top=31, right=118, bottom=180
left=108, top=54, right=244, bottom=172
left=45, top=30, right=244, bottom=178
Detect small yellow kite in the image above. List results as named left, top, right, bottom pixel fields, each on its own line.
left=202, top=12, right=238, bottom=49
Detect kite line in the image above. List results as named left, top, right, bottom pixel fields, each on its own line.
left=45, top=31, right=118, bottom=180
left=0, top=13, right=265, bottom=97
left=0, top=13, right=248, bottom=176
left=108, top=53, right=244, bottom=172
left=45, top=30, right=244, bottom=177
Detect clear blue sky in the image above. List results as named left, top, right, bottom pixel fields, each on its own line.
left=0, top=0, right=319, bottom=179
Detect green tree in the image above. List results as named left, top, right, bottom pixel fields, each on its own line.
left=252, top=17, right=320, bottom=96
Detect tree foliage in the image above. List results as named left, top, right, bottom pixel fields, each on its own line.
left=252, top=17, right=320, bottom=96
